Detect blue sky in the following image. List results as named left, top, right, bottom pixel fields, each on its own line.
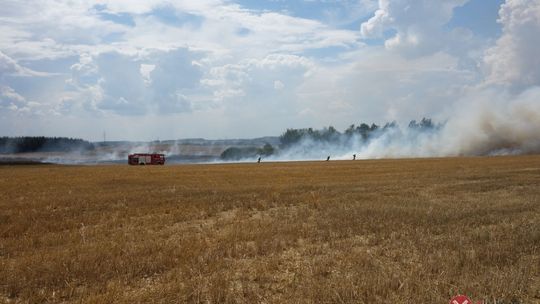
left=449, top=0, right=505, bottom=37
left=0, top=0, right=538, bottom=141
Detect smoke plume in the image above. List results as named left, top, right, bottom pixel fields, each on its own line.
left=265, top=0, right=540, bottom=162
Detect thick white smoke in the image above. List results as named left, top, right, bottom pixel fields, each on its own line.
left=268, top=0, right=540, bottom=161
left=6, top=0, right=540, bottom=165
left=266, top=86, right=540, bottom=162
left=438, top=88, right=540, bottom=156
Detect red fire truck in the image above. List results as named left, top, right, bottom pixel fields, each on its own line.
left=128, top=153, right=165, bottom=165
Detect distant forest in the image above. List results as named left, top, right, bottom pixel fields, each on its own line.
left=0, top=137, right=94, bottom=154
left=279, top=118, right=439, bottom=147
left=221, top=118, right=440, bottom=160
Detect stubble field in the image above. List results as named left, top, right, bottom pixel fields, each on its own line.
left=1, top=156, right=539, bottom=303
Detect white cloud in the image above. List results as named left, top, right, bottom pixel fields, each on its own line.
left=360, top=0, right=470, bottom=57
left=297, top=49, right=476, bottom=128
left=0, top=0, right=360, bottom=63
left=202, top=54, right=314, bottom=105
left=0, top=85, right=27, bottom=110
left=147, top=48, right=204, bottom=113
left=274, top=80, right=285, bottom=90
left=0, top=51, right=51, bottom=77
left=0, top=85, right=54, bottom=116
left=483, top=0, right=540, bottom=92
left=321, top=0, right=379, bottom=26
left=66, top=48, right=207, bottom=115
left=2, top=0, right=536, bottom=143
left=197, top=53, right=317, bottom=134
left=140, top=64, right=155, bottom=85
left=93, top=0, right=162, bottom=14
left=0, top=1, right=131, bottom=60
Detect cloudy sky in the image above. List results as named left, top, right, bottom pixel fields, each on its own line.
left=1, top=0, right=538, bottom=141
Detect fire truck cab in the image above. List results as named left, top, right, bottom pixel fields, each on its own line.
left=128, top=153, right=165, bottom=165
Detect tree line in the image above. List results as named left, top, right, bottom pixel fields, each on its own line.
left=279, top=118, right=438, bottom=148
left=220, top=118, right=439, bottom=160
left=0, top=137, right=94, bottom=154
left=220, top=143, right=274, bottom=161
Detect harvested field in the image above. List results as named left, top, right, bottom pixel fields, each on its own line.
left=1, top=155, right=539, bottom=303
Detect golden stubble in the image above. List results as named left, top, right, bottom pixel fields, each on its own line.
left=1, top=155, right=539, bottom=303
